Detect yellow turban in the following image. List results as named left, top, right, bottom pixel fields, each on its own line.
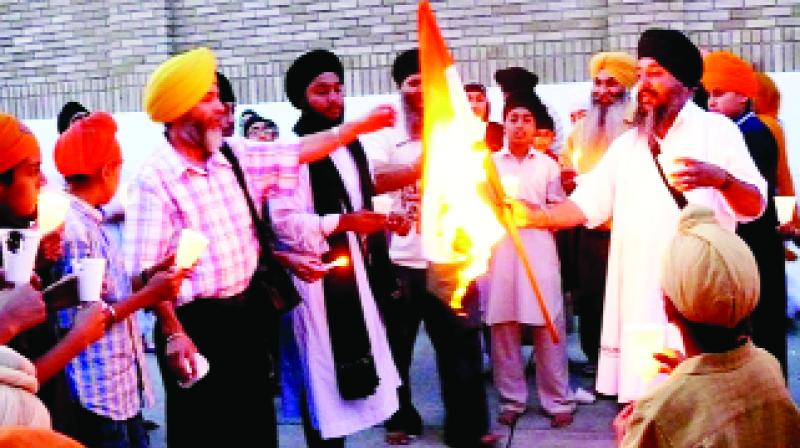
left=589, top=52, right=637, bottom=88
left=702, top=51, right=758, bottom=99
left=661, top=205, right=760, bottom=328
left=143, top=47, right=217, bottom=123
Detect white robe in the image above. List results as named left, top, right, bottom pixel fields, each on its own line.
left=570, top=101, right=766, bottom=403
left=269, top=145, right=400, bottom=439
left=486, top=149, right=566, bottom=326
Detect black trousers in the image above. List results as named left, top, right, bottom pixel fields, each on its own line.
left=155, top=297, right=277, bottom=447
left=573, top=228, right=611, bottom=365
left=384, top=266, right=489, bottom=447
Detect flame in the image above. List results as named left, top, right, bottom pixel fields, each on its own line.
left=418, top=1, right=505, bottom=310
left=325, top=256, right=350, bottom=271
left=37, top=190, right=70, bottom=234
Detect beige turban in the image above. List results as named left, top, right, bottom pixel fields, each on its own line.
left=589, top=52, right=637, bottom=88
left=661, top=205, right=760, bottom=328
left=0, top=346, right=50, bottom=428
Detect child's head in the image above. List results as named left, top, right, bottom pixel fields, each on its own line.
left=0, top=114, right=44, bottom=222
left=531, top=109, right=555, bottom=152
left=54, top=112, right=122, bottom=207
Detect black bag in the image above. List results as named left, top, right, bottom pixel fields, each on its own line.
left=219, top=142, right=301, bottom=317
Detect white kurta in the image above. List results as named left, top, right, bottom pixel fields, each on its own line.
left=269, top=145, right=400, bottom=439
left=570, top=101, right=767, bottom=403
left=486, top=149, right=566, bottom=326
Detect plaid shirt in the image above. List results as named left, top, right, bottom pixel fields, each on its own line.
left=56, top=196, right=154, bottom=421
left=123, top=136, right=300, bottom=305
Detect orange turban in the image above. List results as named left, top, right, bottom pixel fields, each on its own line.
left=701, top=51, right=758, bottom=99
left=589, top=52, right=637, bottom=88
left=0, top=114, right=40, bottom=174
left=143, top=47, right=217, bottom=123
left=754, top=72, right=780, bottom=118
left=54, top=112, right=121, bottom=177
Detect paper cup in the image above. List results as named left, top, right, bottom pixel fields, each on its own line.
left=775, top=196, right=795, bottom=225
left=178, top=352, right=210, bottom=389
left=372, top=195, right=393, bottom=215
left=500, top=176, right=520, bottom=199
left=76, top=258, right=106, bottom=302
left=623, top=323, right=666, bottom=384
left=176, top=229, right=209, bottom=269
left=0, top=229, right=42, bottom=285
left=37, top=191, right=70, bottom=235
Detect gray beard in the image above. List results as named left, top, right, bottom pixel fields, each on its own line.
left=579, top=99, right=630, bottom=151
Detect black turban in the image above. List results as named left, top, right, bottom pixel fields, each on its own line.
left=392, top=49, right=420, bottom=86
left=637, top=28, right=703, bottom=88
left=216, top=71, right=236, bottom=104
left=285, top=49, right=344, bottom=110
left=503, top=91, right=547, bottom=122
left=495, top=67, right=538, bottom=95
left=243, top=113, right=277, bottom=136
left=57, top=101, right=89, bottom=134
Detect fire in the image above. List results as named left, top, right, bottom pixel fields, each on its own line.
left=325, top=256, right=350, bottom=271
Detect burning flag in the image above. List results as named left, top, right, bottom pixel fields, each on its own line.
left=417, top=0, right=559, bottom=342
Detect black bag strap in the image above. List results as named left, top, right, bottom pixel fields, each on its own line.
left=219, top=142, right=276, bottom=255
left=648, top=135, right=687, bottom=209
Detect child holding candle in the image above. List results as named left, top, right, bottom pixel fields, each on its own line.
left=487, top=93, right=576, bottom=428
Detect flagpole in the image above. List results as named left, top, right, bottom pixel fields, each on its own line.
left=484, top=153, right=560, bottom=344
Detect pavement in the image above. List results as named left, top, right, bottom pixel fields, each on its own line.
left=144, top=324, right=800, bottom=447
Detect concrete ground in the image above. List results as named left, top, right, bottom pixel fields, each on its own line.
left=144, top=324, right=800, bottom=448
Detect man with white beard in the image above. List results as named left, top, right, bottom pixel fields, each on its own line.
left=560, top=52, right=636, bottom=375
left=506, top=29, right=766, bottom=403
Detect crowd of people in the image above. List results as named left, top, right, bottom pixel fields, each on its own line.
left=0, top=25, right=799, bottom=448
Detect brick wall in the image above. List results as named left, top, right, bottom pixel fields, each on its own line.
left=1, top=0, right=799, bottom=118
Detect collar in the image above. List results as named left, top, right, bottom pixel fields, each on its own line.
left=69, top=194, right=104, bottom=224
left=673, top=340, right=757, bottom=376
left=498, top=146, right=536, bottom=159
left=656, top=99, right=698, bottom=144
left=161, top=137, right=236, bottom=180
left=735, top=111, right=756, bottom=127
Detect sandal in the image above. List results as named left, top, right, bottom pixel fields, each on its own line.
left=497, top=408, right=523, bottom=426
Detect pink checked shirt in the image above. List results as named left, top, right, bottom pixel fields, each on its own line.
left=123, top=137, right=299, bottom=306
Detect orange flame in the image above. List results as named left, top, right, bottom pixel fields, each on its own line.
left=325, top=256, right=350, bottom=271
left=418, top=1, right=505, bottom=310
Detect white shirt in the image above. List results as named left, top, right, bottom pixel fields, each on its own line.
left=570, top=100, right=766, bottom=402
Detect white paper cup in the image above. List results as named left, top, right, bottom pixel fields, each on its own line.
left=775, top=196, right=796, bottom=225
left=623, top=323, right=666, bottom=384
left=37, top=191, right=70, bottom=235
left=76, top=258, right=106, bottom=302
left=372, top=195, right=393, bottom=215
left=178, top=352, right=210, bottom=388
left=176, top=229, right=209, bottom=269
left=0, top=229, right=42, bottom=285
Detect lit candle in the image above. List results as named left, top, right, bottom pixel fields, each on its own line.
left=175, top=229, right=210, bottom=269
left=37, top=191, right=70, bottom=234
left=623, top=324, right=666, bottom=384
left=324, top=256, right=350, bottom=271
left=775, top=196, right=796, bottom=225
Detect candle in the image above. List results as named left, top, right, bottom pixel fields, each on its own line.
left=775, top=196, right=795, bottom=225
left=37, top=191, right=70, bottom=234
left=324, top=256, right=350, bottom=271
left=175, top=229, right=210, bottom=269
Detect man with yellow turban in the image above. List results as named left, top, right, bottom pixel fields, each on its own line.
left=559, top=51, right=636, bottom=375
left=702, top=50, right=788, bottom=377
left=616, top=205, right=800, bottom=447
left=125, top=47, right=396, bottom=447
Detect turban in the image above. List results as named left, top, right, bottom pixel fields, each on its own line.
left=464, top=82, right=487, bottom=94
left=0, top=346, right=51, bottom=428
left=661, top=205, right=760, bottom=328
left=0, top=114, right=39, bottom=174
left=243, top=114, right=277, bottom=136
left=391, top=49, right=420, bottom=86
left=56, top=101, right=89, bottom=134
left=0, top=427, right=83, bottom=447
left=285, top=49, right=344, bottom=110
left=638, top=28, right=703, bottom=88
left=216, top=71, right=235, bottom=104
left=143, top=47, right=217, bottom=123
left=754, top=72, right=780, bottom=118
left=503, top=91, right=546, bottom=121
left=495, top=67, right=538, bottom=95
left=702, top=51, right=758, bottom=99
left=589, top=52, right=637, bottom=88
left=54, top=112, right=121, bottom=178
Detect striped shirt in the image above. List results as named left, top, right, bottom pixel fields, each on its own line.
left=56, top=196, right=154, bottom=421
left=123, top=136, right=300, bottom=305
